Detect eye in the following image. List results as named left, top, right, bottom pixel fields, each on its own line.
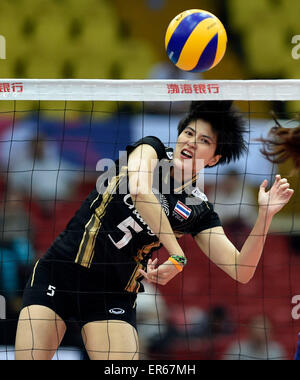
left=185, top=130, right=193, bottom=137
left=200, top=137, right=210, bottom=145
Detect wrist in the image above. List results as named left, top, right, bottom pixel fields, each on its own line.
left=168, top=255, right=187, bottom=272
left=258, top=207, right=275, bottom=220
left=171, top=254, right=187, bottom=264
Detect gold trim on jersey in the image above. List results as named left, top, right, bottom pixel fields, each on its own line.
left=90, top=193, right=100, bottom=210
left=125, top=241, right=161, bottom=293
left=75, top=172, right=126, bottom=268
left=173, top=173, right=199, bottom=194
left=163, top=168, right=199, bottom=194
left=30, top=259, right=40, bottom=287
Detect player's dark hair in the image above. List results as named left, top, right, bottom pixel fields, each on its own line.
left=177, top=101, right=248, bottom=165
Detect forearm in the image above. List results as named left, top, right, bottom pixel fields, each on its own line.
left=236, top=208, right=273, bottom=283
left=132, top=192, right=185, bottom=257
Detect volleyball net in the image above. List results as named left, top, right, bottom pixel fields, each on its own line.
left=0, top=79, right=299, bottom=360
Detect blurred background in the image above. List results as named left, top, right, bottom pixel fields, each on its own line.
left=0, top=0, right=299, bottom=360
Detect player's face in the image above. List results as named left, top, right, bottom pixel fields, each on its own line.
left=173, top=120, right=221, bottom=180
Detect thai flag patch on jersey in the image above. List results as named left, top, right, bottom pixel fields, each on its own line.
left=174, top=201, right=191, bottom=220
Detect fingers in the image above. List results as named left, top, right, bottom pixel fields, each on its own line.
left=139, top=259, right=158, bottom=282
left=266, top=175, right=292, bottom=193
left=148, top=258, right=158, bottom=269
left=139, top=268, right=148, bottom=278
left=139, top=259, right=179, bottom=286
left=274, top=175, right=294, bottom=203
left=139, top=258, right=161, bottom=283
left=260, top=175, right=281, bottom=191
left=139, top=267, right=165, bottom=285
left=260, top=179, right=268, bottom=190
left=281, top=188, right=294, bottom=199
left=279, top=182, right=290, bottom=191
left=276, top=177, right=292, bottom=194
left=274, top=174, right=289, bottom=189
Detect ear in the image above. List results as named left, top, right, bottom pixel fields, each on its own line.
left=207, top=155, right=222, bottom=167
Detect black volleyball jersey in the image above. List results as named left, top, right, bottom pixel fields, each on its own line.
left=46, top=136, right=222, bottom=293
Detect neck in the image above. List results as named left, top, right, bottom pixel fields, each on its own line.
left=169, top=167, right=200, bottom=194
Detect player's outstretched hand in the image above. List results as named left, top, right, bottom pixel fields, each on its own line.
left=259, top=174, right=294, bottom=216
left=139, top=258, right=180, bottom=286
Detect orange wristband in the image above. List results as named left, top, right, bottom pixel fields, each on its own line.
left=168, top=257, right=183, bottom=272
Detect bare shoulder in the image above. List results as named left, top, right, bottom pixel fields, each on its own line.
left=128, top=144, right=158, bottom=162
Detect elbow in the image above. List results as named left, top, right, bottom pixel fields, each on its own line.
left=230, top=265, right=256, bottom=285
left=236, top=273, right=254, bottom=285
left=129, top=188, right=153, bottom=209
left=130, top=188, right=151, bottom=201
left=238, top=278, right=251, bottom=285
left=129, top=178, right=152, bottom=200
left=230, top=268, right=255, bottom=284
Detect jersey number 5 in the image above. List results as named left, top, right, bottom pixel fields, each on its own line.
left=47, top=285, right=56, bottom=297
left=108, top=216, right=143, bottom=249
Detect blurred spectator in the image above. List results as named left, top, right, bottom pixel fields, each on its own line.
left=209, top=170, right=257, bottom=249
left=189, top=305, right=235, bottom=340
left=3, top=129, right=79, bottom=213
left=223, top=315, right=287, bottom=360
left=0, top=189, right=34, bottom=306
left=289, top=234, right=300, bottom=256
left=136, top=281, right=168, bottom=359
left=144, top=304, right=235, bottom=359
left=212, top=170, right=257, bottom=226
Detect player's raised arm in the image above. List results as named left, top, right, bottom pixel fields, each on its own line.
left=128, top=143, right=186, bottom=265
left=194, top=175, right=294, bottom=284
left=128, top=144, right=186, bottom=284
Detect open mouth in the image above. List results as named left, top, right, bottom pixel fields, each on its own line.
left=181, top=149, right=193, bottom=159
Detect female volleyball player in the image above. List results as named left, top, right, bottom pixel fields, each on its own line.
left=15, top=101, right=294, bottom=360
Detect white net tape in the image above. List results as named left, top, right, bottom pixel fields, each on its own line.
left=0, top=79, right=300, bottom=101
